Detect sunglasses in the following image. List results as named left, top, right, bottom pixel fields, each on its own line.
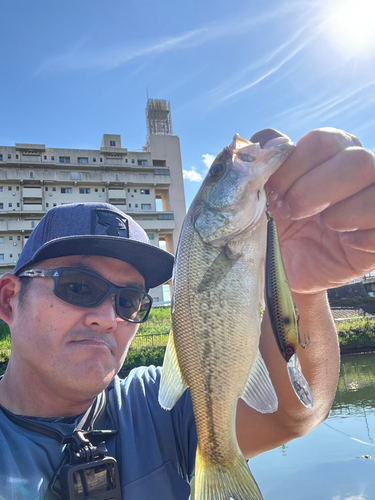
left=18, top=267, right=153, bottom=323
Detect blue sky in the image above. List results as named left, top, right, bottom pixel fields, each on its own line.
left=1, top=0, right=375, bottom=208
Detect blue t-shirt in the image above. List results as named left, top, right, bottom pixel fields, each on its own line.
left=0, top=366, right=197, bottom=500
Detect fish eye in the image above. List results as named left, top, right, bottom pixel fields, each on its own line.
left=208, top=163, right=225, bottom=179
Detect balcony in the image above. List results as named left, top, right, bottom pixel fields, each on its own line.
left=108, top=189, right=126, bottom=200
left=22, top=204, right=43, bottom=211
left=23, top=187, right=42, bottom=197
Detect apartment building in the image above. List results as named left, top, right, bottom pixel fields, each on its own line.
left=0, top=100, right=186, bottom=303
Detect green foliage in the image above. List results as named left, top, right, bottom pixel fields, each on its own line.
left=337, top=318, right=375, bottom=350
left=122, top=346, right=166, bottom=370
left=0, top=322, right=10, bottom=341
left=137, top=306, right=171, bottom=336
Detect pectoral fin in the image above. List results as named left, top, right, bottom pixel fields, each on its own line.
left=158, top=328, right=188, bottom=410
left=241, top=349, right=278, bottom=413
left=197, top=247, right=240, bottom=293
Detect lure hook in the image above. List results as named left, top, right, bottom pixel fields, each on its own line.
left=295, top=305, right=310, bottom=348
left=266, top=190, right=282, bottom=220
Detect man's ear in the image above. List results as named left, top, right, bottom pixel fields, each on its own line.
left=0, top=274, right=20, bottom=325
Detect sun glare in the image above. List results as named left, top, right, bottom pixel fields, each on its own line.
left=326, top=0, right=375, bottom=55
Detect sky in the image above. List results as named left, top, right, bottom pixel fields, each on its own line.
left=1, top=0, right=375, bottom=208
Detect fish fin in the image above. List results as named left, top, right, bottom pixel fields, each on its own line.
left=287, top=353, right=314, bottom=409
left=194, top=447, right=263, bottom=500
left=158, top=328, right=188, bottom=410
left=241, top=349, right=278, bottom=413
left=197, top=247, right=239, bottom=293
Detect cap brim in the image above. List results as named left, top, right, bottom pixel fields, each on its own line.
left=18, top=235, right=174, bottom=289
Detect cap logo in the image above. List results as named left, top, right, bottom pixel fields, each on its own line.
left=92, top=209, right=129, bottom=237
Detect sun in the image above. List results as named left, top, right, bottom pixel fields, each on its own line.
left=325, top=0, right=375, bottom=55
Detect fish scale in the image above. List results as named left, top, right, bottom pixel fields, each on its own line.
left=159, top=134, right=295, bottom=500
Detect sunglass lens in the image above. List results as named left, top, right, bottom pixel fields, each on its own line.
left=118, top=290, right=151, bottom=322
left=57, top=270, right=109, bottom=306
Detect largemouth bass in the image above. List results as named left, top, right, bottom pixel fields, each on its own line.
left=159, top=133, right=295, bottom=500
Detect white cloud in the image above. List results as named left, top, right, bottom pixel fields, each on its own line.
left=202, top=154, right=215, bottom=169
left=183, top=167, right=203, bottom=182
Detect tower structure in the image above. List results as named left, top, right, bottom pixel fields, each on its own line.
left=146, top=99, right=173, bottom=136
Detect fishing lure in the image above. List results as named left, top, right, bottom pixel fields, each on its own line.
left=265, top=191, right=314, bottom=409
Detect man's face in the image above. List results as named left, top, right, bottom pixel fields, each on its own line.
left=10, top=255, right=143, bottom=399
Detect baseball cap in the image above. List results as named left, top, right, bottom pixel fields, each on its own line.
left=14, top=203, right=174, bottom=289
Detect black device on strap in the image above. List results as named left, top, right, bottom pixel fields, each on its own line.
left=0, top=390, right=122, bottom=499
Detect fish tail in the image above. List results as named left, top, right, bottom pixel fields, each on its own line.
left=193, top=448, right=263, bottom=500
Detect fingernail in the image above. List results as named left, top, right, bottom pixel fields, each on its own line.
left=277, top=199, right=292, bottom=219
left=339, top=232, right=355, bottom=245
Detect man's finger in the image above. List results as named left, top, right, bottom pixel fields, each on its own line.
left=280, top=147, right=375, bottom=220
left=267, top=128, right=363, bottom=195
left=320, top=182, right=375, bottom=232
left=340, top=228, right=375, bottom=254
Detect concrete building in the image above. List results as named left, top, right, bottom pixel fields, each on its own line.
left=0, top=100, right=186, bottom=303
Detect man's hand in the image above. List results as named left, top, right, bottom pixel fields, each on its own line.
left=266, top=127, right=375, bottom=294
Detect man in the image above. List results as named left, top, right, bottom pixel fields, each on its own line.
left=0, top=127, right=374, bottom=499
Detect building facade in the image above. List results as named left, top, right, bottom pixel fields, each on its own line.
left=0, top=107, right=186, bottom=302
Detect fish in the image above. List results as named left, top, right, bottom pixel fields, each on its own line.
left=265, top=199, right=314, bottom=409
left=158, top=133, right=295, bottom=500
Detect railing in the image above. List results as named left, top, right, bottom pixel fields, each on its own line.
left=131, top=333, right=169, bottom=348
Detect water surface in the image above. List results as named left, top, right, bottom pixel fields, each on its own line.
left=251, top=352, right=375, bottom=500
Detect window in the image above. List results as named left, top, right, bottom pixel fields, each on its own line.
left=141, top=204, right=152, bottom=210
left=79, top=188, right=90, bottom=194
left=44, top=156, right=47, bottom=160
left=51, top=156, right=55, bottom=161
left=102, top=188, right=105, bottom=192
left=127, top=189, right=130, bottom=192
left=29, top=171, right=34, bottom=178
left=0, top=155, right=2, bottom=161
left=0, top=236, right=4, bottom=243
left=128, top=203, right=131, bottom=208
left=135, top=204, right=138, bottom=208
left=114, top=173, right=119, bottom=180
left=95, top=188, right=98, bottom=192
left=110, top=141, right=116, bottom=147
left=0, top=254, right=4, bottom=261
left=9, top=253, right=13, bottom=258
left=9, top=236, right=12, bottom=241
left=93, top=158, right=97, bottom=162
left=131, top=159, right=135, bottom=164
left=100, top=158, right=103, bottom=162
left=78, top=158, right=88, bottom=164
left=45, top=187, right=48, bottom=191
left=53, top=187, right=56, bottom=191
left=16, top=203, right=20, bottom=207
left=31, top=221, right=36, bottom=228
left=140, top=189, right=150, bottom=195
left=8, top=186, right=12, bottom=191
left=16, top=186, right=19, bottom=191
left=125, top=159, right=128, bottom=163
left=8, top=154, right=11, bottom=159
left=61, top=188, right=72, bottom=194
left=0, top=187, right=3, bottom=192
left=69, top=172, right=82, bottom=180
left=147, top=234, right=154, bottom=240
left=8, top=203, right=12, bottom=208
left=59, top=157, right=70, bottom=164
left=46, top=203, right=49, bottom=207
left=138, top=160, right=148, bottom=166
left=16, top=155, right=19, bottom=159
left=53, top=203, right=57, bottom=207
left=17, top=236, right=21, bottom=241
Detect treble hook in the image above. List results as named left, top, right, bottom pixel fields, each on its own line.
left=295, top=305, right=310, bottom=348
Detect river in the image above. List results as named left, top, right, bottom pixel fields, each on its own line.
left=251, top=352, right=375, bottom=500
